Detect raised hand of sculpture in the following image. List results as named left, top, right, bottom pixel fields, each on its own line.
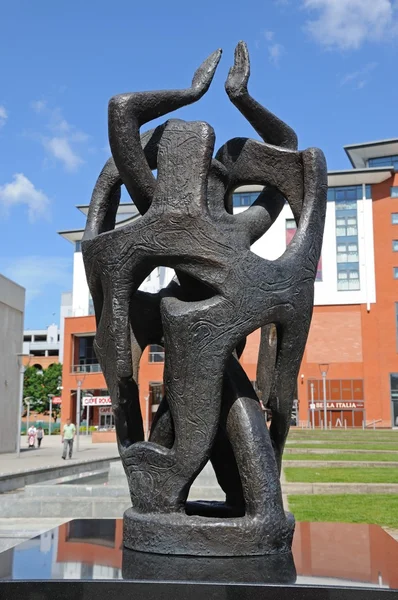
left=82, top=42, right=327, bottom=557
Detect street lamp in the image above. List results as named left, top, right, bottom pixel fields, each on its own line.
left=84, top=392, right=93, bottom=435
left=76, top=379, right=82, bottom=452
left=310, top=382, right=315, bottom=429
left=48, top=394, right=54, bottom=436
left=73, top=373, right=86, bottom=453
left=319, top=364, right=329, bottom=430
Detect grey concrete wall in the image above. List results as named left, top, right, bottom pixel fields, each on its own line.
left=0, top=274, right=25, bottom=454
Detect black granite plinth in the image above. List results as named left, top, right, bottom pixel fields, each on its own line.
left=0, top=518, right=397, bottom=598
left=1, top=581, right=397, bottom=600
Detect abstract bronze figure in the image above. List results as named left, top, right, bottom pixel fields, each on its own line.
left=82, top=42, right=327, bottom=556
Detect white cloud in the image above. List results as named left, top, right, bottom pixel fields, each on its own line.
left=31, top=100, right=47, bottom=113
left=2, top=256, right=71, bottom=302
left=302, top=0, right=397, bottom=50
left=340, top=61, right=378, bottom=88
left=0, top=174, right=49, bottom=221
left=44, top=137, right=83, bottom=172
left=0, top=105, right=7, bottom=128
left=264, top=30, right=275, bottom=41
left=268, top=43, right=285, bottom=65
left=30, top=102, right=87, bottom=172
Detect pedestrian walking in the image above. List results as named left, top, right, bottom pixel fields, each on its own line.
left=27, top=425, right=36, bottom=448
left=62, top=418, right=76, bottom=460
left=36, top=425, right=44, bottom=448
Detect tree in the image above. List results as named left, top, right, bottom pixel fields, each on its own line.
left=43, top=363, right=63, bottom=421
left=23, top=363, right=63, bottom=418
left=23, top=366, right=45, bottom=413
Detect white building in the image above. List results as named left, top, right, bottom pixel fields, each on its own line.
left=0, top=274, right=25, bottom=454
left=23, top=324, right=61, bottom=361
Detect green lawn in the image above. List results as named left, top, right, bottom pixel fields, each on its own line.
left=284, top=453, right=398, bottom=462
left=289, top=431, right=398, bottom=441
left=288, top=494, right=398, bottom=528
left=286, top=442, right=398, bottom=451
left=284, top=467, right=398, bottom=484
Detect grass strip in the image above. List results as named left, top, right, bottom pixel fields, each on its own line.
left=288, top=494, right=398, bottom=528
left=284, top=453, right=398, bottom=462
left=284, top=466, right=398, bottom=484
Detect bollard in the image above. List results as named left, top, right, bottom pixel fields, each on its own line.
left=344, top=419, right=347, bottom=430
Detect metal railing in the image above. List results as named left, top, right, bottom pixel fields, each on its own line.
left=71, top=364, right=102, bottom=374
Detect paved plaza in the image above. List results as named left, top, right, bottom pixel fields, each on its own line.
left=0, top=435, right=118, bottom=478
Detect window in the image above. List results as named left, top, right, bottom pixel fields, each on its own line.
left=23, top=335, right=32, bottom=342
left=337, top=242, right=359, bottom=263
left=31, top=350, right=46, bottom=357
left=389, top=374, right=398, bottom=427
left=75, top=241, right=82, bottom=252
left=148, top=344, right=165, bottom=363
left=99, top=413, right=115, bottom=430
left=394, top=268, right=398, bottom=279
left=337, top=270, right=360, bottom=291
left=393, top=241, right=398, bottom=252
left=393, top=214, right=398, bottom=225
left=232, top=192, right=260, bottom=207
left=368, top=155, right=398, bottom=171
left=391, top=187, right=398, bottom=198
left=327, top=185, right=371, bottom=201
left=335, top=196, right=360, bottom=291
left=88, top=294, right=94, bottom=316
left=34, top=334, right=47, bottom=342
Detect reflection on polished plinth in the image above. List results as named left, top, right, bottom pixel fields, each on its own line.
left=0, top=518, right=397, bottom=592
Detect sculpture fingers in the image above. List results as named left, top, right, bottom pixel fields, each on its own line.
left=225, top=41, right=250, bottom=100
left=191, top=49, right=222, bottom=98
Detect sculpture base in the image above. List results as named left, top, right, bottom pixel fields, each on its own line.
left=123, top=501, right=295, bottom=556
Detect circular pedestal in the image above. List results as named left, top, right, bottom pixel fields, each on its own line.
left=123, top=501, right=295, bottom=556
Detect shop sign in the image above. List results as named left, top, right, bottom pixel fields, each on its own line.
left=52, top=397, right=62, bottom=405
left=309, top=401, right=364, bottom=410
left=99, top=407, right=113, bottom=415
left=82, top=396, right=112, bottom=406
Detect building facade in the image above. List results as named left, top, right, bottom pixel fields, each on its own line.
left=59, top=139, right=398, bottom=430
left=0, top=274, right=25, bottom=453
left=22, top=324, right=61, bottom=370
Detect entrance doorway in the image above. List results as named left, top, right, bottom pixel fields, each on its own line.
left=390, top=374, right=398, bottom=428
left=309, top=408, right=364, bottom=428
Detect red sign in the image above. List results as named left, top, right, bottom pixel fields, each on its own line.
left=310, top=401, right=364, bottom=410
left=52, top=397, right=62, bottom=405
left=82, top=396, right=111, bottom=406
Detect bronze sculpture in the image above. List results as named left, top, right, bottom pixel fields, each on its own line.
left=82, top=42, right=327, bottom=556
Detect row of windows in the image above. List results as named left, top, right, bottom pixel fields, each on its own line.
left=233, top=187, right=372, bottom=208
left=232, top=192, right=260, bottom=207
left=327, top=185, right=371, bottom=201
left=335, top=197, right=360, bottom=292
left=368, top=155, right=398, bottom=170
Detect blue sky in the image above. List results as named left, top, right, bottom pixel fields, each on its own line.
left=0, top=0, right=397, bottom=328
